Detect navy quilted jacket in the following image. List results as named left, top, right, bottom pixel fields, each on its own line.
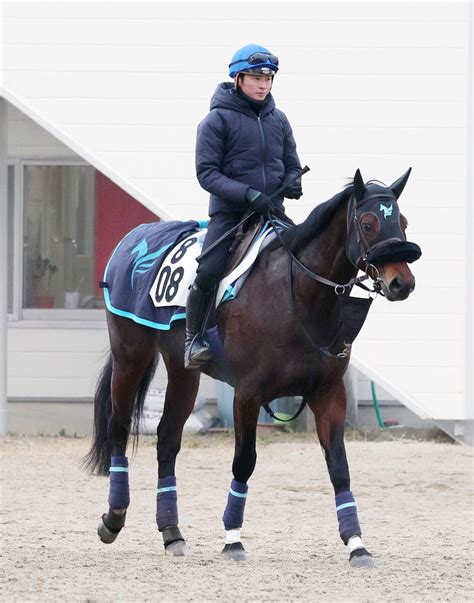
left=195, top=82, right=302, bottom=216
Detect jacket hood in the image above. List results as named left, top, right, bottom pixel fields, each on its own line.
left=210, top=82, right=275, bottom=116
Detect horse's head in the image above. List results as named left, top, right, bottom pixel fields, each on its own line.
left=346, top=168, right=422, bottom=301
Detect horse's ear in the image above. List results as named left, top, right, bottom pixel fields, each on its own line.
left=353, top=169, right=366, bottom=202
left=390, top=167, right=412, bottom=199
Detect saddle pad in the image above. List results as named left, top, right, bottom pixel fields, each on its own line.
left=104, top=219, right=278, bottom=330
left=103, top=220, right=202, bottom=330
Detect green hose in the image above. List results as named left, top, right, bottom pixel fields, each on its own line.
left=371, top=380, right=386, bottom=429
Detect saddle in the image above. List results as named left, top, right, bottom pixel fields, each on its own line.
left=224, top=211, right=265, bottom=277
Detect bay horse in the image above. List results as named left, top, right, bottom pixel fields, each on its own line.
left=84, top=168, right=421, bottom=567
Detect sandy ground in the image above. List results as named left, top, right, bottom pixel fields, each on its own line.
left=1, top=432, right=473, bottom=602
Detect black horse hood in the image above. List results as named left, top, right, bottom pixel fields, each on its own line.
left=209, top=82, right=276, bottom=117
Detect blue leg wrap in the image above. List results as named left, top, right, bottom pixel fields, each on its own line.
left=156, top=475, right=178, bottom=531
left=108, top=456, right=130, bottom=510
left=335, top=490, right=362, bottom=544
left=223, top=479, right=248, bottom=530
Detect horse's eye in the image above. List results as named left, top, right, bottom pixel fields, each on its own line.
left=362, top=223, right=372, bottom=232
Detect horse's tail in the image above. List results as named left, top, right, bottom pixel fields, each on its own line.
left=82, top=353, right=159, bottom=476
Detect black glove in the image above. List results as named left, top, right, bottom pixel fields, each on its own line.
left=246, top=188, right=276, bottom=218
left=284, top=178, right=303, bottom=200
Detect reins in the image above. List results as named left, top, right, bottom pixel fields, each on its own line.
left=268, top=216, right=379, bottom=359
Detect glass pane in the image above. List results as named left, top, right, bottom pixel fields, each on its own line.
left=23, top=165, right=100, bottom=309
left=7, top=165, right=14, bottom=314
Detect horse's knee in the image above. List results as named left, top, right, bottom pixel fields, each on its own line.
left=232, top=449, right=257, bottom=483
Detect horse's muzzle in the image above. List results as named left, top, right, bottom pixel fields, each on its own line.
left=381, top=271, right=416, bottom=301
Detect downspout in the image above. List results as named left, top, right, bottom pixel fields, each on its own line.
left=466, top=0, right=473, bottom=446
left=0, top=96, right=8, bottom=434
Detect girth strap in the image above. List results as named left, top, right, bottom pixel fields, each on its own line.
left=263, top=397, right=307, bottom=423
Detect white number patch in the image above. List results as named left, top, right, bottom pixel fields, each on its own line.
left=149, top=231, right=206, bottom=308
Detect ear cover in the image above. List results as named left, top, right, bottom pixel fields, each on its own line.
left=390, top=167, right=412, bottom=199
left=353, top=169, right=366, bottom=203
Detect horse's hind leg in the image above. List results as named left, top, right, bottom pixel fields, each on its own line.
left=98, top=317, right=157, bottom=544
left=308, top=379, right=374, bottom=568
left=156, top=352, right=200, bottom=556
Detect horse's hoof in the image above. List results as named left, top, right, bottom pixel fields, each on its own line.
left=97, top=511, right=126, bottom=544
left=222, top=542, right=246, bottom=561
left=165, top=539, right=187, bottom=557
left=162, top=526, right=186, bottom=557
left=349, top=548, right=375, bottom=568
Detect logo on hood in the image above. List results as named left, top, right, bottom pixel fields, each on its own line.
left=379, top=203, right=393, bottom=220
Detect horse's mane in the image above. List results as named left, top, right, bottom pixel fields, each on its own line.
left=279, top=185, right=354, bottom=253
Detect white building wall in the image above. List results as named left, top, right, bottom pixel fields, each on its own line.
left=8, top=104, right=76, bottom=158
left=8, top=324, right=216, bottom=400
left=2, top=1, right=472, bottom=420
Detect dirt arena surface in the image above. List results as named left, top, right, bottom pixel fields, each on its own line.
left=1, top=432, right=473, bottom=602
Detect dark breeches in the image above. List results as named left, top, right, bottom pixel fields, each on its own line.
left=195, top=212, right=243, bottom=292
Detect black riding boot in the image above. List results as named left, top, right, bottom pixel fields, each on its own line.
left=184, top=283, right=214, bottom=369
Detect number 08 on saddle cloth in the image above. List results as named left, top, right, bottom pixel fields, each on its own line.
left=101, top=219, right=276, bottom=332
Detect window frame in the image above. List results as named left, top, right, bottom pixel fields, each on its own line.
left=8, top=158, right=105, bottom=326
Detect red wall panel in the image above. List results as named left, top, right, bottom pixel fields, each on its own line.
left=95, top=172, right=159, bottom=295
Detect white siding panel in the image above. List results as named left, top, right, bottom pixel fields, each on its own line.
left=10, top=352, right=100, bottom=378
left=59, top=124, right=466, bottom=156
left=6, top=44, right=466, bottom=76
left=354, top=341, right=463, bottom=369
left=6, top=71, right=467, bottom=102
left=7, top=326, right=216, bottom=400
left=8, top=103, right=76, bottom=158
left=8, top=327, right=108, bottom=352
left=3, top=1, right=469, bottom=21
left=8, top=377, right=97, bottom=399
left=362, top=314, right=463, bottom=342
left=28, top=98, right=466, bottom=129
left=4, top=17, right=468, bottom=48
left=365, top=287, right=464, bottom=316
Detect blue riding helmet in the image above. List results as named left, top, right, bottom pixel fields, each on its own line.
left=228, top=43, right=279, bottom=78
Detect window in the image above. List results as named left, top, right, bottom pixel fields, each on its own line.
left=23, top=165, right=98, bottom=309
left=6, top=161, right=158, bottom=319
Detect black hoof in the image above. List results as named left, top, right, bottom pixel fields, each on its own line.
left=97, top=511, right=126, bottom=544
left=349, top=547, right=375, bottom=568
left=162, top=526, right=186, bottom=557
left=222, top=542, right=246, bottom=561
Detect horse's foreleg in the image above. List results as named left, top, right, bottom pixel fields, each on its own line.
left=308, top=379, right=374, bottom=568
left=221, top=390, right=261, bottom=561
left=156, top=356, right=200, bottom=557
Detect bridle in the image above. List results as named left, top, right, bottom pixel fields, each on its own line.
left=269, top=190, right=391, bottom=299
left=266, top=190, right=409, bottom=361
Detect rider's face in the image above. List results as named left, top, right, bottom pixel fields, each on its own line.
left=238, top=74, right=273, bottom=101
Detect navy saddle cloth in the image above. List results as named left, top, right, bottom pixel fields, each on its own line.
left=103, top=220, right=204, bottom=330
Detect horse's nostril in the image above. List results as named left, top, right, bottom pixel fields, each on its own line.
left=390, top=278, right=403, bottom=293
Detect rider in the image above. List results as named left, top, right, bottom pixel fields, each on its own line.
left=184, top=43, right=303, bottom=368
